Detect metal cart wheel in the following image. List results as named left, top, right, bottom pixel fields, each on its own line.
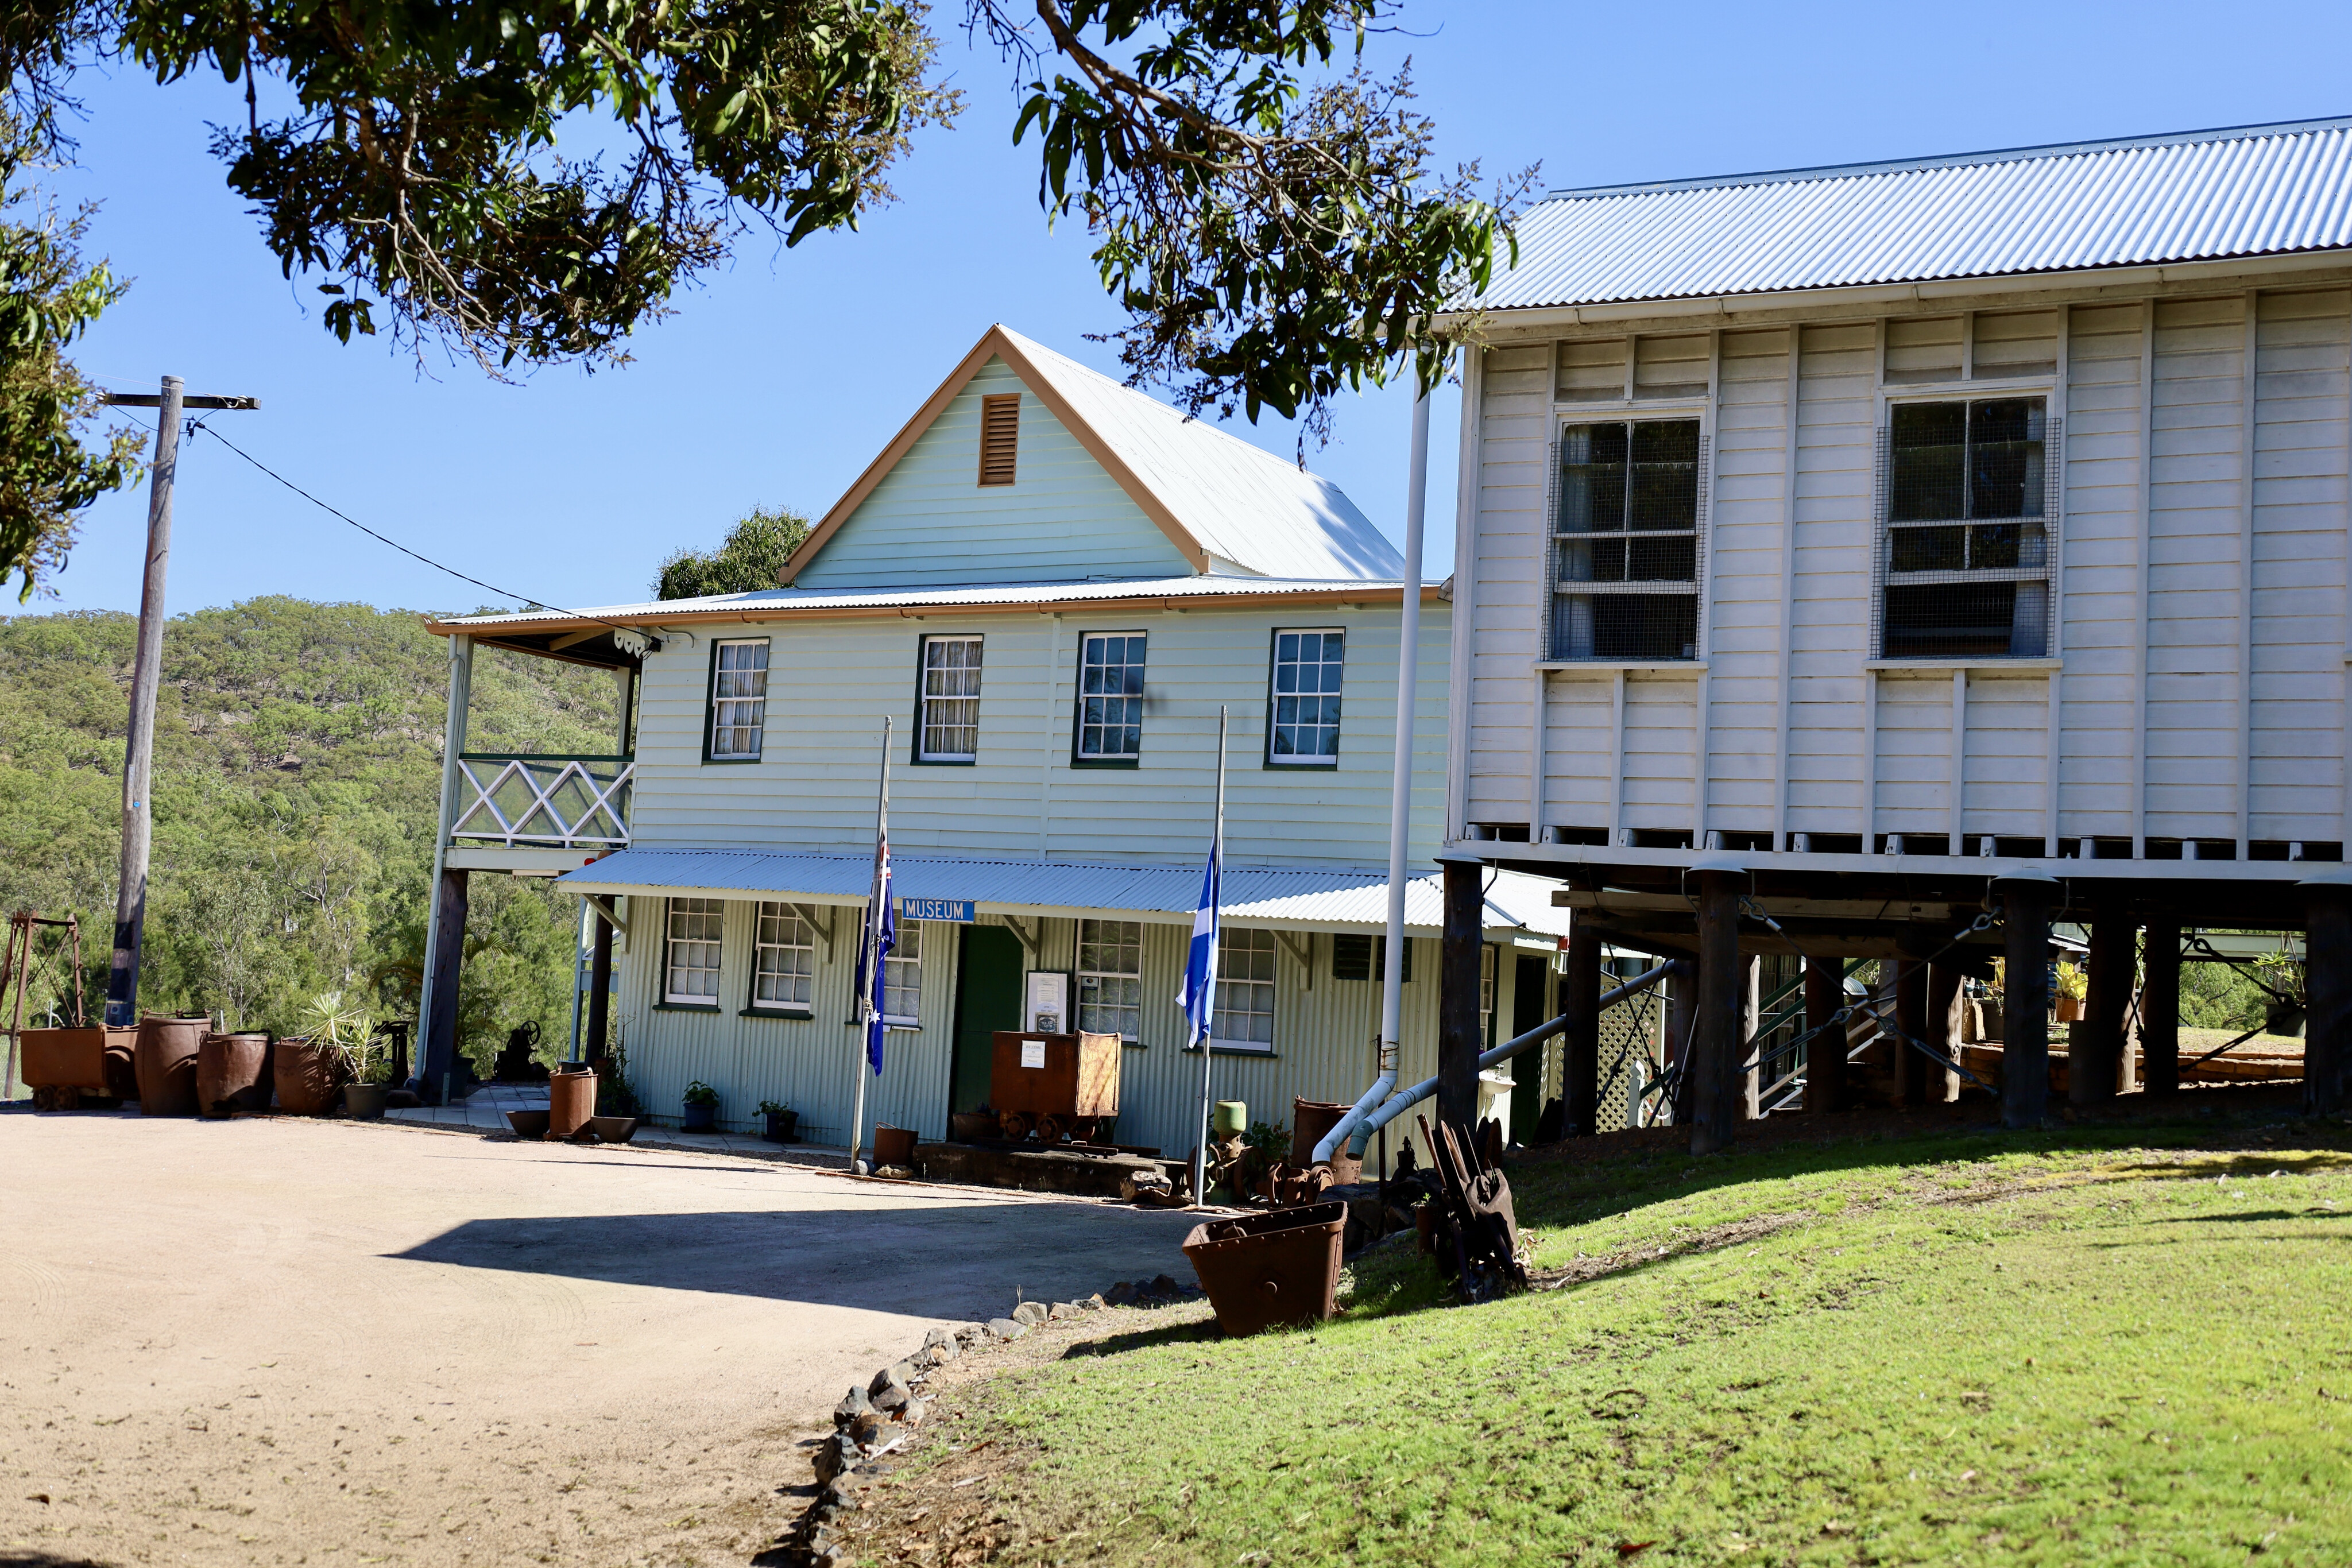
left=997, top=1109, right=1034, bottom=1141
left=1035, top=1113, right=1069, bottom=1144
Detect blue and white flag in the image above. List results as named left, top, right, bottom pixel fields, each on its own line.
left=855, top=832, right=895, bottom=1075
left=1175, top=830, right=1221, bottom=1043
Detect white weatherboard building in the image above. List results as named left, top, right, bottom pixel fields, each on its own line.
left=1435, top=117, right=2352, bottom=1146
left=418, top=326, right=1569, bottom=1155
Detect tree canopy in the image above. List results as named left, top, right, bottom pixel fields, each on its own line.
left=0, top=1, right=1530, bottom=596
left=655, top=505, right=810, bottom=599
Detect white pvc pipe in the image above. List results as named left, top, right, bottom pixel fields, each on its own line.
left=1313, top=388, right=1431, bottom=1164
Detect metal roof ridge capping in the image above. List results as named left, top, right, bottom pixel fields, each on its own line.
left=1478, top=114, right=2352, bottom=312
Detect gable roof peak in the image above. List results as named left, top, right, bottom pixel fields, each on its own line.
left=781, top=324, right=1401, bottom=586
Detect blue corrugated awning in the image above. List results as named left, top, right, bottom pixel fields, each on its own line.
left=556, top=846, right=1569, bottom=941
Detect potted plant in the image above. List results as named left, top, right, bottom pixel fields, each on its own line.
left=682, top=1079, right=719, bottom=1132
left=274, top=993, right=362, bottom=1116
left=756, top=1098, right=798, bottom=1144
left=312, top=994, right=388, bottom=1119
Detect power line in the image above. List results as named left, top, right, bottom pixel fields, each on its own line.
left=185, top=420, right=647, bottom=640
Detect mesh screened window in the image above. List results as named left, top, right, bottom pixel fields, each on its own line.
left=1878, top=397, right=2052, bottom=658
left=1077, top=918, right=1143, bottom=1038
left=1330, top=932, right=1410, bottom=983
left=1267, top=628, right=1344, bottom=763
left=709, top=640, right=769, bottom=758
left=1076, top=633, right=1146, bottom=759
left=1211, top=927, right=1276, bottom=1048
left=1551, top=419, right=1703, bottom=660
left=752, top=903, right=814, bottom=1008
left=918, top=636, right=982, bottom=760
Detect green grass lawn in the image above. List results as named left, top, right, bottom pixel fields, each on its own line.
left=891, top=1110, right=2352, bottom=1567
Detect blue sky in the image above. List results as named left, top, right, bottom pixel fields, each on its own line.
left=25, top=1, right=2352, bottom=618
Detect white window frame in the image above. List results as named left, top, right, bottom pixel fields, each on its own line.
left=1076, top=917, right=1143, bottom=1040
left=1480, top=943, right=1496, bottom=1045
left=917, top=635, right=984, bottom=762
left=1266, top=627, right=1345, bottom=766
left=883, top=919, right=923, bottom=1028
left=664, top=897, right=724, bottom=1005
left=708, top=638, right=771, bottom=760
left=1872, top=390, right=2059, bottom=662
left=1209, top=926, right=1277, bottom=1053
left=751, top=902, right=815, bottom=1013
left=1074, top=632, right=1147, bottom=762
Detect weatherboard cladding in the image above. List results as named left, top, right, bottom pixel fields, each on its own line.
left=1481, top=119, right=2352, bottom=312
left=1461, top=269, right=2352, bottom=853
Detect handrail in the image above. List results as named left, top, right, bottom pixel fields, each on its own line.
left=458, top=751, right=634, bottom=763
left=450, top=754, right=633, bottom=849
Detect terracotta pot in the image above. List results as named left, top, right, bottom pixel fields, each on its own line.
left=102, top=1027, right=140, bottom=1100
left=547, top=1069, right=598, bottom=1140
left=590, top=1115, right=639, bottom=1144
left=344, top=1083, right=389, bottom=1121
left=196, top=1032, right=272, bottom=1117
left=134, top=1015, right=208, bottom=1116
left=873, top=1124, right=919, bottom=1167
left=273, top=1039, right=349, bottom=1116
left=505, top=1109, right=551, bottom=1139
left=21, top=1027, right=109, bottom=1095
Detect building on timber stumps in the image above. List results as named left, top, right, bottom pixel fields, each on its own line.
left=1434, top=117, right=2352, bottom=1150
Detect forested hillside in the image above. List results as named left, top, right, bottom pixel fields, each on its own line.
left=0, top=597, right=620, bottom=1066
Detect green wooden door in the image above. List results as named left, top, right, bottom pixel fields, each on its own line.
left=951, top=924, right=1024, bottom=1117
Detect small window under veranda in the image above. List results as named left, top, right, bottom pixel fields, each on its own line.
left=1879, top=398, right=2052, bottom=659
left=1550, top=419, right=1703, bottom=661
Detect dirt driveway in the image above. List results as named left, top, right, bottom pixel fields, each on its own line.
left=1, top=1110, right=1202, bottom=1566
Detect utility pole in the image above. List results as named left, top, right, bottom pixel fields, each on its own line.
left=96, top=378, right=259, bottom=1026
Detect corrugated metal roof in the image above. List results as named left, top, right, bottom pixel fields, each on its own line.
left=996, top=329, right=1404, bottom=580
left=435, top=574, right=1416, bottom=632
left=558, top=847, right=1570, bottom=940
left=1479, top=117, right=2352, bottom=312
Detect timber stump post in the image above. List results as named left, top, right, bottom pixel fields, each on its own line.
left=1995, top=870, right=2057, bottom=1129
left=2301, top=872, right=2352, bottom=1118
left=585, top=895, right=616, bottom=1068
left=1925, top=963, right=1962, bottom=1103
left=2078, top=902, right=2133, bottom=1107
left=1894, top=959, right=1929, bottom=1109
left=2141, top=917, right=2181, bottom=1095
left=1438, top=859, right=1483, bottom=1135
left=1689, top=866, right=1744, bottom=1155
left=1563, top=924, right=1601, bottom=1136
left=1804, top=955, right=1846, bottom=1113
left=420, top=866, right=471, bottom=1102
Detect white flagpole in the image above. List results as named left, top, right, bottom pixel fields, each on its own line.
left=1192, top=704, right=1228, bottom=1204
left=850, top=715, right=892, bottom=1175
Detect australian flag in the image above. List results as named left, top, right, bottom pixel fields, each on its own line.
left=855, top=832, right=895, bottom=1075
left=1174, top=828, right=1220, bottom=1044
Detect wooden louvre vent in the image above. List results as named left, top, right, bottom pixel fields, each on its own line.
left=978, top=393, right=1020, bottom=486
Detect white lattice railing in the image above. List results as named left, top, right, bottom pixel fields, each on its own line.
left=450, top=754, right=633, bottom=849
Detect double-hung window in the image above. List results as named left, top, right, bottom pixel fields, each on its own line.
left=1077, top=918, right=1143, bottom=1039
left=1550, top=419, right=1703, bottom=661
left=664, top=897, right=724, bottom=1005
left=918, top=636, right=983, bottom=761
left=1210, top=927, right=1276, bottom=1051
left=1075, top=633, right=1146, bottom=762
left=1877, top=397, right=2052, bottom=659
left=883, top=920, right=923, bottom=1027
left=751, top=903, right=814, bottom=1012
left=707, top=639, right=770, bottom=760
left=1267, top=629, right=1344, bottom=765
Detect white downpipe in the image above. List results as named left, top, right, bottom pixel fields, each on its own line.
left=1313, top=388, right=1431, bottom=1164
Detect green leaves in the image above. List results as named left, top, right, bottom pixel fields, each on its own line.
left=653, top=504, right=811, bottom=599
left=0, top=113, right=143, bottom=599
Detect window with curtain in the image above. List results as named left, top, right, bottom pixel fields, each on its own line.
left=707, top=639, right=770, bottom=759
left=1211, top=927, right=1277, bottom=1050
left=918, top=636, right=983, bottom=760
left=664, top=897, right=724, bottom=1004
left=751, top=903, right=814, bottom=1011
left=1077, top=918, right=1143, bottom=1039
left=883, top=920, right=923, bottom=1026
